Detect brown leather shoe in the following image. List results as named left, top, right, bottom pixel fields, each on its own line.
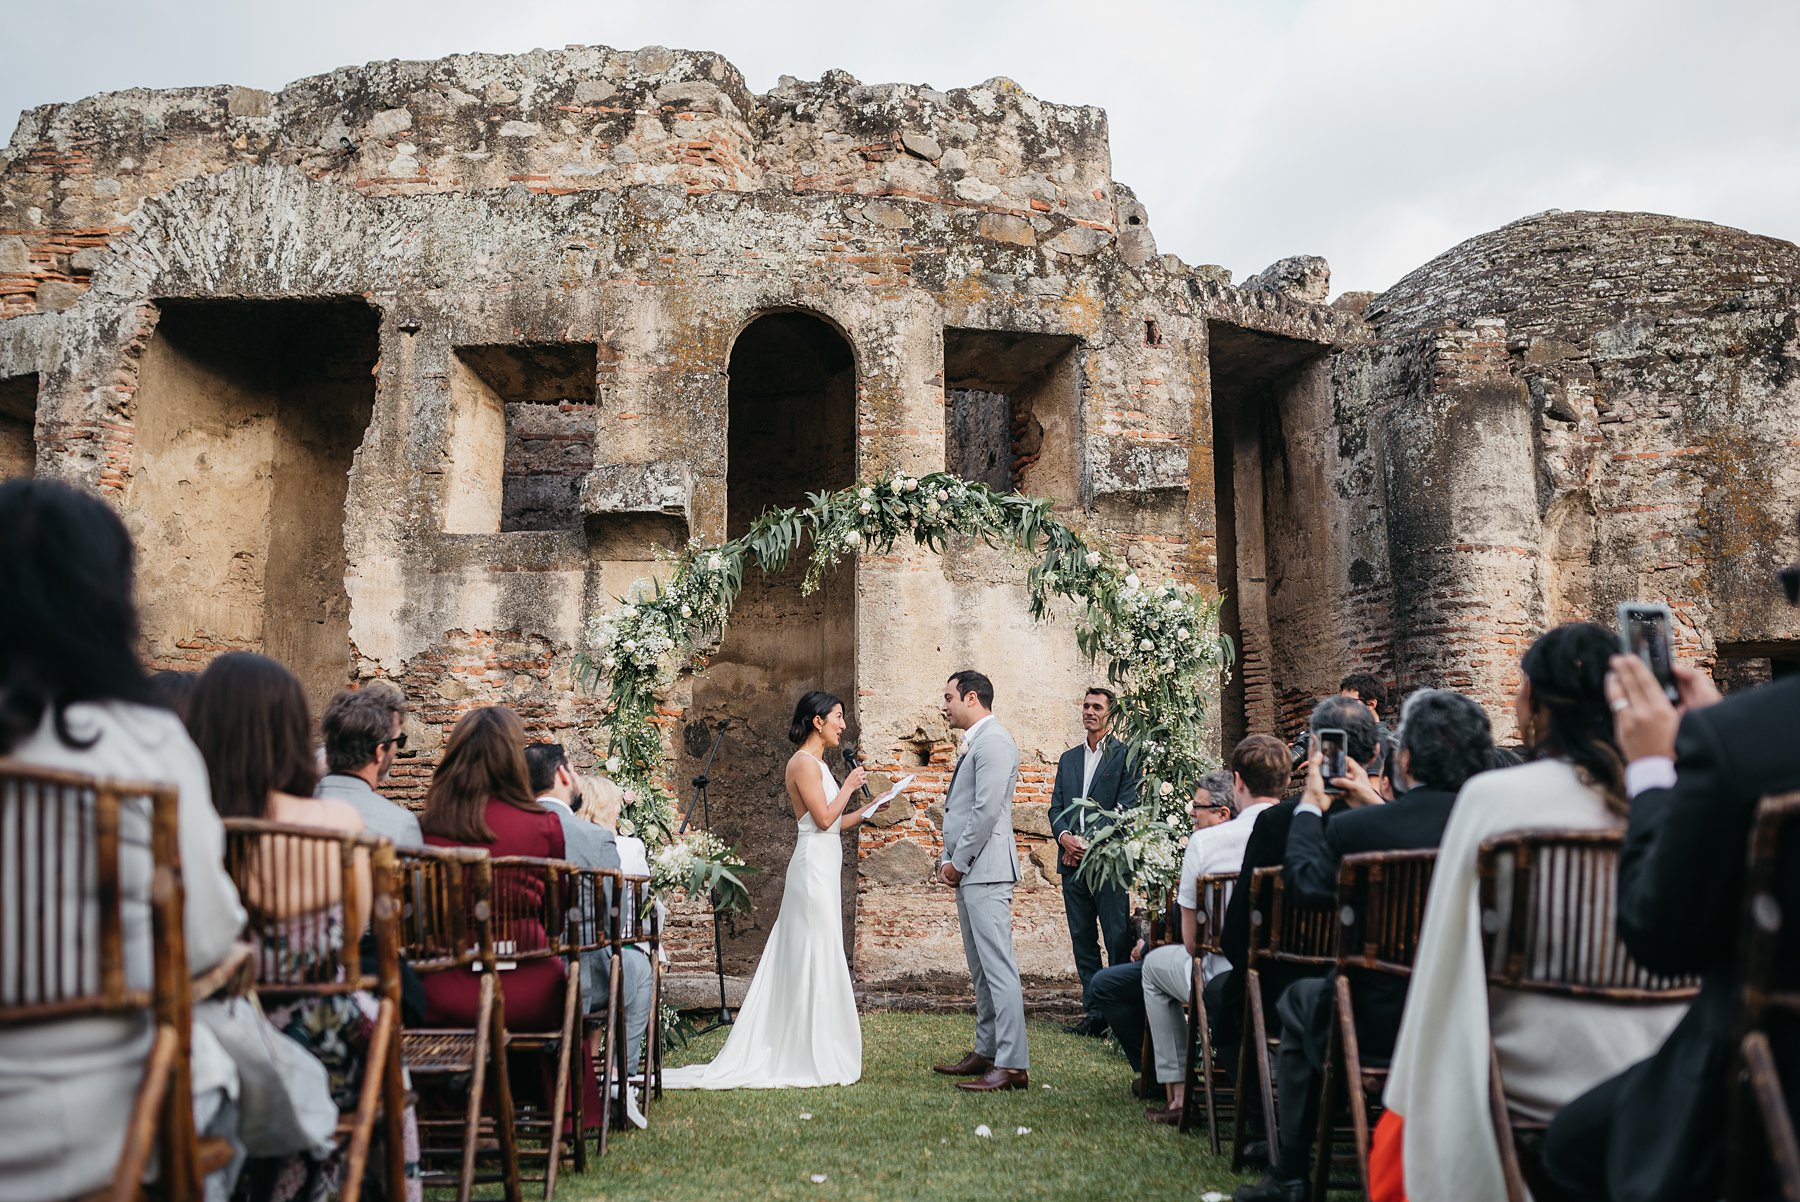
left=1144, top=1102, right=1183, bottom=1125
left=932, top=1052, right=994, bottom=1076
left=955, top=1066, right=1029, bottom=1092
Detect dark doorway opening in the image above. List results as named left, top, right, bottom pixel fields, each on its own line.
left=129, top=300, right=379, bottom=714
left=687, top=312, right=857, bottom=973
left=1715, top=641, right=1800, bottom=694
left=0, top=373, right=38, bottom=479
left=1208, top=322, right=1335, bottom=750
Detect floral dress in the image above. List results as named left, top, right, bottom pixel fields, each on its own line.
left=234, top=905, right=422, bottom=1202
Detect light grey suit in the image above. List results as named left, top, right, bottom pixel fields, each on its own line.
left=941, top=715, right=1028, bottom=1069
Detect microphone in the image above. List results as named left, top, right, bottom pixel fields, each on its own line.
left=841, top=742, right=872, bottom=798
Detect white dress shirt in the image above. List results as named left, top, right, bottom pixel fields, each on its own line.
left=1176, top=800, right=1274, bottom=981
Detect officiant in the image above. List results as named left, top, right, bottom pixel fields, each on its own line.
left=1048, top=687, right=1141, bottom=1037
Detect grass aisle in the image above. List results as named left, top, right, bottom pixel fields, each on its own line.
left=562, top=1012, right=1256, bottom=1202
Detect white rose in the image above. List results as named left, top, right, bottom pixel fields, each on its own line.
left=1140, top=637, right=1155, bottom=652
left=936, top=488, right=949, bottom=502
left=1166, top=599, right=1182, bottom=612
left=860, top=501, right=873, bottom=514
left=620, top=604, right=637, bottom=617
left=844, top=530, right=863, bottom=546
left=925, top=500, right=940, bottom=515
left=602, top=656, right=616, bottom=669
left=1178, top=834, right=1190, bottom=848
left=1167, top=814, right=1181, bottom=827
left=1158, top=781, right=1175, bottom=797
left=1084, top=551, right=1101, bottom=568
left=1177, top=627, right=1190, bottom=641
left=1124, top=573, right=1141, bottom=590
left=605, top=756, right=623, bottom=773
left=705, top=553, right=723, bottom=571
left=680, top=604, right=692, bottom=618
left=618, top=818, right=636, bottom=837
left=902, top=478, right=918, bottom=492
left=859, top=486, right=873, bottom=499
left=622, top=639, right=636, bottom=651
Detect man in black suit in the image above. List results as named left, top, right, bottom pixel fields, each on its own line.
left=1049, top=686, right=1140, bottom=1036
left=1236, top=689, right=1493, bottom=1202
left=1542, top=558, right=1800, bottom=1201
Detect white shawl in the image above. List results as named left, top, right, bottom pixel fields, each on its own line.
left=1382, top=759, right=1686, bottom=1202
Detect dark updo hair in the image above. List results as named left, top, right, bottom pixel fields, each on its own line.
left=1519, top=622, right=1627, bottom=814
left=789, top=691, right=843, bottom=745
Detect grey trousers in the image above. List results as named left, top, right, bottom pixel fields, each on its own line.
left=956, top=880, right=1029, bottom=1070
left=583, top=945, right=653, bottom=1076
left=1142, top=943, right=1194, bottom=1085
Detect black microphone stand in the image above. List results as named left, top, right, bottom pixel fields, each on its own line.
left=685, top=718, right=734, bottom=1034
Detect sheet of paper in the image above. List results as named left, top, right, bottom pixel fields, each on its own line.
left=863, top=773, right=916, bottom=819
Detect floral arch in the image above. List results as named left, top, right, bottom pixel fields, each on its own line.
left=576, top=472, right=1233, bottom=905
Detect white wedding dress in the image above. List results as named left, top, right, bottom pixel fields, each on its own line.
left=662, top=754, right=862, bottom=1088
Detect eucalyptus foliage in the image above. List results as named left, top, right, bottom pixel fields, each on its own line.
left=575, top=471, right=1233, bottom=907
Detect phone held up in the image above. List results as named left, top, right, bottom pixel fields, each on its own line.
left=1317, top=727, right=1348, bottom=796
left=1617, top=601, right=1681, bottom=704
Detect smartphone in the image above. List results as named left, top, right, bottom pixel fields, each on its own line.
left=1317, top=728, right=1348, bottom=796
left=1617, top=601, right=1681, bottom=704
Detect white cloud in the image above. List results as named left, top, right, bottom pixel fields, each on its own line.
left=2, top=0, right=1795, bottom=294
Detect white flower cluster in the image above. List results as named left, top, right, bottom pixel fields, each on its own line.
left=651, top=830, right=747, bottom=896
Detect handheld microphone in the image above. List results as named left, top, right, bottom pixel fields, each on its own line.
left=841, top=742, right=872, bottom=798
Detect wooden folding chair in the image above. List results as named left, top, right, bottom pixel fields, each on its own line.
left=568, top=866, right=624, bottom=1160
left=487, top=855, right=582, bottom=1201
left=395, top=846, right=520, bottom=1202
left=1180, top=871, right=1239, bottom=1149
left=1308, top=849, right=1436, bottom=1202
left=0, top=760, right=232, bottom=1202
left=1728, top=791, right=1800, bottom=1202
left=1478, top=829, right=1700, bottom=1202
left=1231, top=867, right=1336, bottom=1172
left=1137, top=885, right=1179, bottom=1102
left=220, top=819, right=406, bottom=1202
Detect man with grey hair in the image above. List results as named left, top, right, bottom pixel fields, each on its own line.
left=315, top=683, right=421, bottom=847
left=1235, top=688, right=1493, bottom=1202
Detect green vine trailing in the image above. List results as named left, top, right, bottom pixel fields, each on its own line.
left=575, top=471, right=1233, bottom=908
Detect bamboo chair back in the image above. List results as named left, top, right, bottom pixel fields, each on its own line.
left=221, top=819, right=390, bottom=1000
left=1254, top=867, right=1338, bottom=970
left=1334, top=849, right=1437, bottom=976
left=0, top=761, right=203, bottom=1201
left=1198, top=872, right=1236, bottom=956
left=488, top=857, right=571, bottom=965
left=1478, top=829, right=1700, bottom=1001
left=396, top=846, right=492, bottom=973
left=567, top=867, right=623, bottom=959
left=1728, top=792, right=1800, bottom=1202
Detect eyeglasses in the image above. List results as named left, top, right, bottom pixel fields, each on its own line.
left=380, top=732, right=408, bottom=750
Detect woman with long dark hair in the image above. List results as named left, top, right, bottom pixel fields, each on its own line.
left=663, top=688, right=885, bottom=1090
left=418, top=706, right=603, bottom=1126
left=0, top=479, right=247, bottom=1201
left=1367, top=624, right=1688, bottom=1202
left=187, top=652, right=421, bottom=1201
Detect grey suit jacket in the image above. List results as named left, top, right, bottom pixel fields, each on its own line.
left=941, top=716, right=1021, bottom=885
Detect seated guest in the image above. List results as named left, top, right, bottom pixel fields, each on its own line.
left=524, top=742, right=619, bottom=874
left=1370, top=624, right=1688, bottom=1202
left=148, top=667, right=201, bottom=724
left=420, top=708, right=602, bottom=1128
left=0, top=479, right=249, bottom=1202
left=1541, top=543, right=1800, bottom=1202
left=1141, top=742, right=1285, bottom=1123
left=574, top=774, right=655, bottom=1092
left=188, top=652, right=421, bottom=1202
left=316, top=684, right=422, bottom=847
left=1235, top=689, right=1492, bottom=1200
left=1088, top=772, right=1232, bottom=1080
left=1214, top=696, right=1381, bottom=1097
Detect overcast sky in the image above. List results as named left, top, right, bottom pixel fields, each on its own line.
left=3, top=0, right=1793, bottom=295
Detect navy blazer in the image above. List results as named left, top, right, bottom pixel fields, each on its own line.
left=1048, top=734, right=1139, bottom=841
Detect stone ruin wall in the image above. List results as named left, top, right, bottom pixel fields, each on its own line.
left=4, top=45, right=1799, bottom=1001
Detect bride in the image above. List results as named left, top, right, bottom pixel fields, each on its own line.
left=662, top=690, right=887, bottom=1089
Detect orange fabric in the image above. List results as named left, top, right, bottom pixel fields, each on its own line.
left=1370, top=1109, right=1408, bottom=1202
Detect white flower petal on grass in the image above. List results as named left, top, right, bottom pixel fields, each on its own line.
left=810, top=1174, right=828, bottom=1184
left=799, top=1113, right=812, bottom=1120
left=1202, top=1194, right=1226, bottom=1202
left=974, top=1124, right=993, bottom=1138
left=1016, top=1126, right=1031, bottom=1135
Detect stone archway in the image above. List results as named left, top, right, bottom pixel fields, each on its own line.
left=683, top=311, right=858, bottom=973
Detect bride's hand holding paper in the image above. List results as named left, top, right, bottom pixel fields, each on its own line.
left=862, top=773, right=915, bottom=821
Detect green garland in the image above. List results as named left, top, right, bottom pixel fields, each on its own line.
left=575, top=471, right=1233, bottom=902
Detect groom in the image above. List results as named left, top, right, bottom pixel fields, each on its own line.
left=933, top=669, right=1030, bottom=1091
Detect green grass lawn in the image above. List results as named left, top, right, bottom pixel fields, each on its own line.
left=559, top=1011, right=1256, bottom=1202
